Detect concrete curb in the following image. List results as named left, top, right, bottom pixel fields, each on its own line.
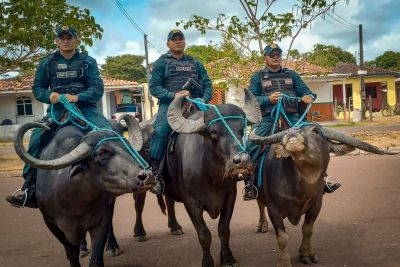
left=331, top=146, right=400, bottom=157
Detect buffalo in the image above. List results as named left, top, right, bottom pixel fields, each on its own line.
left=250, top=124, right=397, bottom=267
left=14, top=115, right=154, bottom=267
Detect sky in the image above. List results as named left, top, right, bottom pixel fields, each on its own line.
left=67, top=0, right=400, bottom=65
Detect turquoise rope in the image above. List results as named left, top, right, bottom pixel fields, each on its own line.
left=50, top=95, right=149, bottom=169
left=257, top=94, right=315, bottom=188
left=186, top=97, right=248, bottom=153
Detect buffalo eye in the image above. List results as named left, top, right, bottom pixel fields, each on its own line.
left=97, top=148, right=111, bottom=159
left=209, top=131, right=219, bottom=141
left=312, top=127, right=321, bottom=135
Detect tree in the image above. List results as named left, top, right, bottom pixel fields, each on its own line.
left=370, top=51, right=400, bottom=71
left=185, top=38, right=241, bottom=64
left=0, top=0, right=103, bottom=75
left=305, top=43, right=356, bottom=67
left=101, top=54, right=147, bottom=83
left=177, top=0, right=345, bottom=58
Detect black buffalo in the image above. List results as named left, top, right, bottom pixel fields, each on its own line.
left=14, top=115, right=154, bottom=267
left=152, top=90, right=260, bottom=266
left=250, top=125, right=397, bottom=267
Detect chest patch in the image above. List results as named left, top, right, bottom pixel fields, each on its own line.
left=57, top=64, right=68, bottom=70
left=176, top=66, right=192, bottom=71
left=57, top=71, right=78, bottom=78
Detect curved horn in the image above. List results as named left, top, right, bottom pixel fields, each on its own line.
left=322, top=127, right=398, bottom=155
left=167, top=95, right=206, bottom=133
left=242, top=89, right=261, bottom=124
left=249, top=128, right=289, bottom=145
left=118, top=114, right=143, bottom=151
left=14, top=122, right=92, bottom=170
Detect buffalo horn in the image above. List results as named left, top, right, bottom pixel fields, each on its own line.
left=249, top=128, right=289, bottom=145
left=167, top=95, right=206, bottom=133
left=322, top=127, right=398, bottom=155
left=14, top=122, right=92, bottom=170
left=118, top=114, right=143, bottom=151
left=242, top=89, right=261, bottom=124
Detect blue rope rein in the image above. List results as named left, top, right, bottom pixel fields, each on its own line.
left=50, top=94, right=149, bottom=169
left=186, top=97, right=248, bottom=153
left=257, top=93, right=316, bottom=188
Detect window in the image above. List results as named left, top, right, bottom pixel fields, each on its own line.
left=365, top=87, right=377, bottom=98
left=16, top=96, right=33, bottom=116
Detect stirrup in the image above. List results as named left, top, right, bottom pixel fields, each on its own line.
left=324, top=175, right=340, bottom=191
left=242, top=184, right=258, bottom=199
left=10, top=188, right=28, bottom=208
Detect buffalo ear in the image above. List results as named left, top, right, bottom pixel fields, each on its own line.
left=69, top=162, right=87, bottom=178
left=273, top=144, right=290, bottom=158
left=329, top=141, right=355, bottom=156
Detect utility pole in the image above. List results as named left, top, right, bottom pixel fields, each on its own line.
left=359, top=24, right=366, bottom=120
left=144, top=34, right=154, bottom=117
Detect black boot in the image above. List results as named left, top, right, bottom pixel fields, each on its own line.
left=150, top=161, right=165, bottom=195
left=6, top=183, right=38, bottom=209
left=323, top=175, right=341, bottom=193
left=243, top=173, right=257, bottom=201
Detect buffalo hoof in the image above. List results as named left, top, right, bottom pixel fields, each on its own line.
left=134, top=235, right=148, bottom=242
left=170, top=228, right=184, bottom=235
left=299, top=253, right=319, bottom=264
left=79, top=249, right=90, bottom=259
left=106, top=247, right=122, bottom=257
left=254, top=224, right=268, bottom=233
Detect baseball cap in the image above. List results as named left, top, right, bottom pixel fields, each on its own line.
left=167, top=29, right=185, bottom=41
left=263, top=43, right=282, bottom=56
left=55, top=25, right=78, bottom=38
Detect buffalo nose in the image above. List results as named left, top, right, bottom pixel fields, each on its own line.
left=137, top=170, right=148, bottom=181
left=233, top=154, right=242, bottom=164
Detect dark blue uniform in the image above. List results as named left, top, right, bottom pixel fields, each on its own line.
left=149, top=53, right=213, bottom=161
left=24, top=49, right=111, bottom=177
left=246, top=67, right=316, bottom=162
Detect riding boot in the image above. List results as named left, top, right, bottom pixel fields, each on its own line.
left=323, top=174, right=341, bottom=193
left=243, top=172, right=257, bottom=201
left=150, top=161, right=165, bottom=195
left=6, top=172, right=38, bottom=208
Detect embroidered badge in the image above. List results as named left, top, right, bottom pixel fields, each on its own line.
left=57, top=64, right=67, bottom=69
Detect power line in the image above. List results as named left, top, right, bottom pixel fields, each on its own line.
left=331, top=11, right=358, bottom=27
left=112, top=0, right=162, bottom=55
left=326, top=12, right=357, bottom=28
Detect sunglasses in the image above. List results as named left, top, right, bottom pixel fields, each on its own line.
left=267, top=52, right=282, bottom=58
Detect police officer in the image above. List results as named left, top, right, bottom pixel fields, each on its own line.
left=149, top=29, right=213, bottom=194
left=6, top=25, right=112, bottom=208
left=243, top=43, right=341, bottom=200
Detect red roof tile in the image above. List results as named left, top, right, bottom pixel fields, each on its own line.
left=0, top=75, right=138, bottom=92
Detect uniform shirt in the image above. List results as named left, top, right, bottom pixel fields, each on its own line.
left=149, top=53, right=213, bottom=104
left=33, top=50, right=104, bottom=106
left=249, top=67, right=316, bottom=112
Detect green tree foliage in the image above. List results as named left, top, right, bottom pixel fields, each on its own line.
left=177, top=0, right=343, bottom=56
left=305, top=44, right=356, bottom=67
left=185, top=38, right=241, bottom=64
left=101, top=54, right=147, bottom=83
left=0, top=0, right=103, bottom=74
left=367, top=51, right=400, bottom=71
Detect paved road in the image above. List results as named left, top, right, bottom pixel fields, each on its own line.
left=0, top=154, right=399, bottom=267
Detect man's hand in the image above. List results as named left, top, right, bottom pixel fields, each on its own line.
left=49, top=92, right=60, bottom=104
left=64, top=94, right=79, bottom=103
left=302, top=95, right=314, bottom=104
left=269, top=92, right=281, bottom=104
left=174, top=90, right=190, bottom=99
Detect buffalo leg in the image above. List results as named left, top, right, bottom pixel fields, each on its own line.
left=218, top=190, right=237, bottom=266
left=105, top=199, right=121, bottom=256
left=268, top=205, right=292, bottom=267
left=89, top=217, right=110, bottom=267
left=299, top=203, right=321, bottom=264
left=183, top=198, right=214, bottom=267
left=43, top=217, right=81, bottom=267
left=255, top=199, right=268, bottom=233
left=133, top=192, right=148, bottom=241
left=166, top=196, right=183, bottom=235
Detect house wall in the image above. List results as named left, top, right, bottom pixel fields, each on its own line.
left=0, top=93, right=43, bottom=125
left=305, top=81, right=334, bottom=120
left=332, top=76, right=397, bottom=109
